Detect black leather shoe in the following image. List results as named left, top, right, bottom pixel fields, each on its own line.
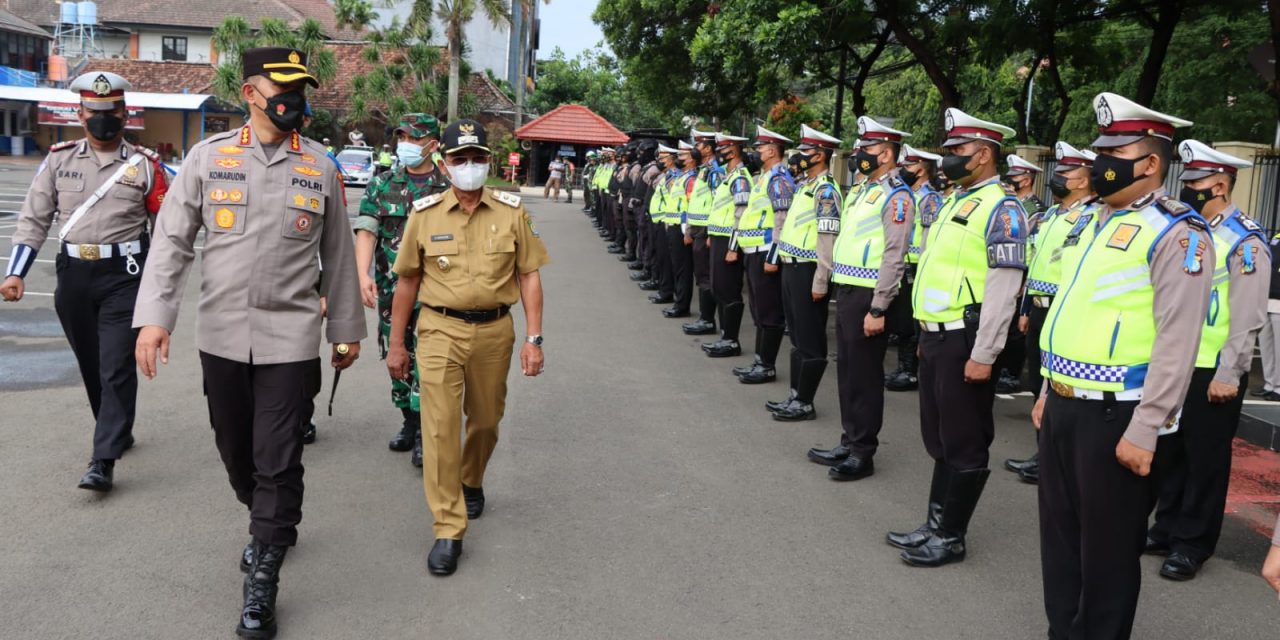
left=1250, top=387, right=1270, bottom=397
left=682, top=319, right=716, bottom=335
left=994, top=371, right=1021, bottom=394
left=240, top=540, right=254, bottom=573
left=884, top=371, right=918, bottom=391
left=829, top=456, right=875, bottom=481
left=462, top=484, right=485, bottom=519
left=733, top=356, right=762, bottom=377
left=389, top=422, right=416, bottom=452
left=427, top=539, right=463, bottom=576
left=771, top=400, right=816, bottom=422
left=662, top=306, right=691, bottom=318
left=627, top=261, right=645, bottom=270
left=649, top=294, right=675, bottom=304
left=629, top=271, right=650, bottom=282
left=638, top=281, right=660, bottom=291
left=739, top=365, right=777, bottom=384
left=607, top=246, right=626, bottom=254
left=1017, top=463, right=1039, bottom=484
left=301, top=420, right=316, bottom=445
left=1144, top=536, right=1171, bottom=556
left=1003, top=454, right=1037, bottom=473
left=619, top=254, right=638, bottom=262
left=703, top=340, right=742, bottom=358
left=1263, top=391, right=1280, bottom=402
left=1159, top=552, right=1201, bottom=581
left=807, top=444, right=850, bottom=466
left=77, top=459, right=114, bottom=492
left=765, top=390, right=797, bottom=412
left=237, top=542, right=286, bottom=639
left=900, top=468, right=989, bottom=568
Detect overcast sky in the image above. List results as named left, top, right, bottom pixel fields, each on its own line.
left=537, top=0, right=609, bottom=59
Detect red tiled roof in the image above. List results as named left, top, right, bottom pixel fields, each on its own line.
left=467, top=72, right=515, bottom=113
left=83, top=58, right=214, bottom=94
left=307, top=41, right=382, bottom=111
left=515, top=104, right=628, bottom=146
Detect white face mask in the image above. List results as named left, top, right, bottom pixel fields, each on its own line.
left=448, top=160, right=489, bottom=191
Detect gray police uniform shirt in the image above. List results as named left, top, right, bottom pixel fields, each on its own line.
left=133, top=125, right=367, bottom=364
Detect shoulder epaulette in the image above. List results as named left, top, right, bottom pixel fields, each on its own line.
left=1155, top=195, right=1191, bottom=217
left=491, top=189, right=521, bottom=208
left=135, top=146, right=161, bottom=162
left=412, top=192, right=446, bottom=212
left=1239, top=214, right=1262, bottom=232
left=1182, top=213, right=1209, bottom=231
left=1001, top=183, right=1017, bottom=196
left=49, top=140, right=77, bottom=152
left=886, top=173, right=905, bottom=189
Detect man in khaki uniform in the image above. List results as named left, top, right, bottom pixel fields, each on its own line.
left=132, top=47, right=365, bottom=640
left=387, top=119, right=549, bottom=576
left=1, top=71, right=168, bottom=492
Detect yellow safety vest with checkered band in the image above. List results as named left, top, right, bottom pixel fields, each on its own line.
left=1040, top=196, right=1204, bottom=391
left=736, top=165, right=794, bottom=250
left=685, top=164, right=719, bottom=227
left=906, top=185, right=944, bottom=265
left=1195, top=207, right=1265, bottom=368
left=832, top=174, right=912, bottom=287
left=778, top=174, right=841, bottom=261
left=1026, top=200, right=1096, bottom=296
left=649, top=172, right=671, bottom=224
left=664, top=170, right=692, bottom=226
left=709, top=165, right=752, bottom=237
left=912, top=182, right=1020, bottom=323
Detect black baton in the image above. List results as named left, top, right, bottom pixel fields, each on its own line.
left=328, top=344, right=348, bottom=416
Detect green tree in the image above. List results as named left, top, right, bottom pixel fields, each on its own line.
left=211, top=17, right=337, bottom=106
left=345, top=16, right=446, bottom=131
left=527, top=46, right=670, bottom=130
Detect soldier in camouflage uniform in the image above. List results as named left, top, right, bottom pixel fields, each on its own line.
left=353, top=113, right=450, bottom=466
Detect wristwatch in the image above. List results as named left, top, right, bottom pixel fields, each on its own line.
left=526, top=335, right=544, bottom=347
left=869, top=307, right=885, bottom=319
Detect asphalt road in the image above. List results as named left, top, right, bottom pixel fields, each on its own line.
left=1, top=172, right=1277, bottom=639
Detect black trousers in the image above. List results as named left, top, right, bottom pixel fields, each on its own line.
left=624, top=198, right=640, bottom=256
left=1150, top=367, right=1246, bottom=562
left=995, top=313, right=1026, bottom=380
left=200, top=352, right=321, bottom=547
left=666, top=224, right=693, bottom=312
left=602, top=196, right=615, bottom=235
left=649, top=219, right=674, bottom=296
left=1039, top=392, right=1151, bottom=640
left=835, top=285, right=888, bottom=456
left=709, top=235, right=743, bottom=307
left=690, top=226, right=711, bottom=291
left=54, top=251, right=143, bottom=461
left=887, top=264, right=916, bottom=339
left=1024, top=305, right=1050, bottom=398
left=918, top=325, right=995, bottom=470
left=745, top=252, right=784, bottom=331
left=613, top=197, right=627, bottom=245
left=781, top=260, right=828, bottom=363
left=635, top=206, right=650, bottom=266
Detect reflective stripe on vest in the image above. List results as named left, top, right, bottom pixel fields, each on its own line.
left=648, top=174, right=669, bottom=223
left=778, top=174, right=840, bottom=261
left=685, top=165, right=716, bottom=226
left=912, top=182, right=1008, bottom=323
left=737, top=171, right=776, bottom=249
left=708, top=166, right=751, bottom=236
left=832, top=178, right=911, bottom=287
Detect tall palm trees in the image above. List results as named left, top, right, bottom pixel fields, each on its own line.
left=435, top=0, right=511, bottom=120
left=210, top=17, right=337, bottom=105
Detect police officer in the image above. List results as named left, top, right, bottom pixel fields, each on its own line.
left=1005, top=141, right=1097, bottom=484
left=387, top=118, right=550, bottom=576
left=1033, top=93, right=1210, bottom=638
left=622, top=143, right=648, bottom=266
left=353, top=113, right=449, bottom=466
left=886, top=109, right=1027, bottom=567
left=133, top=47, right=366, bottom=638
left=607, top=145, right=631, bottom=255
left=648, top=145, right=682, bottom=306
left=704, top=133, right=753, bottom=357
left=593, top=148, right=616, bottom=237
left=377, top=143, right=394, bottom=175
left=768, top=124, right=843, bottom=421
left=662, top=142, right=699, bottom=318
left=581, top=151, right=598, bottom=213
left=323, top=137, right=333, bottom=154
left=682, top=128, right=723, bottom=336
left=808, top=117, right=914, bottom=479
left=1007, top=155, right=1047, bottom=214
left=732, top=126, right=795, bottom=384
left=884, top=144, right=943, bottom=392
left=994, top=154, right=1046, bottom=393
left=1, top=72, right=168, bottom=492
left=637, top=142, right=668, bottom=293
left=1147, top=140, right=1268, bottom=581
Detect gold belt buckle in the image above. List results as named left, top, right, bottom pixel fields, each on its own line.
left=79, top=244, right=101, bottom=261
left=1050, top=381, right=1074, bottom=399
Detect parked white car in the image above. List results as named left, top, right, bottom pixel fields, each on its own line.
left=337, top=146, right=375, bottom=187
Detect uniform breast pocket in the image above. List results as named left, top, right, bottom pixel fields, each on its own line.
left=204, top=184, right=248, bottom=235
left=283, top=193, right=326, bottom=240
left=483, top=234, right=516, bottom=255
left=424, top=239, right=460, bottom=277
left=111, top=185, right=145, bottom=204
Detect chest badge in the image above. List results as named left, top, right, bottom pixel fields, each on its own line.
left=229, top=189, right=243, bottom=203
left=217, top=146, right=245, bottom=155
left=210, top=189, right=228, bottom=202
left=215, top=208, right=236, bottom=229
left=294, top=213, right=312, bottom=234
left=294, top=166, right=323, bottom=177
left=437, top=256, right=451, bottom=272
left=309, top=197, right=322, bottom=211
left=954, top=200, right=980, bottom=221
left=1106, top=223, right=1141, bottom=250
left=121, top=164, right=140, bottom=185
left=215, top=158, right=243, bottom=169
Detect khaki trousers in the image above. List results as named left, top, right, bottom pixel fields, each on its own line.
left=416, top=311, right=515, bottom=539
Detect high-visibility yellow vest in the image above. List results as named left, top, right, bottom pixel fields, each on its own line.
left=685, top=163, right=718, bottom=227
left=708, top=165, right=752, bottom=237
left=778, top=174, right=842, bottom=261
left=664, top=170, right=693, bottom=226
left=649, top=172, right=670, bottom=223
left=1026, top=200, right=1096, bottom=296
left=1195, top=207, right=1265, bottom=368
left=907, top=185, right=944, bottom=264
left=737, top=165, right=792, bottom=249
left=832, top=174, right=912, bottom=287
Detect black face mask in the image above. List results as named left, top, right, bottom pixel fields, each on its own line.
left=941, top=153, right=973, bottom=181
left=1179, top=186, right=1218, bottom=213
left=86, top=112, right=124, bottom=141
left=259, top=90, right=307, bottom=133
left=1090, top=153, right=1145, bottom=198
left=853, top=149, right=880, bottom=176
left=1048, top=174, right=1072, bottom=199
left=899, top=168, right=919, bottom=185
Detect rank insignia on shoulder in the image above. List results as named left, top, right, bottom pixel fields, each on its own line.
left=1209, top=213, right=1223, bottom=227
left=1184, top=214, right=1208, bottom=231
left=1106, top=223, right=1141, bottom=250
left=1156, top=195, right=1190, bottom=216
left=137, top=146, right=161, bottom=162
left=49, top=140, right=78, bottom=152
left=492, top=189, right=521, bottom=208
left=955, top=199, right=980, bottom=221
left=412, top=193, right=445, bottom=212
left=1240, top=216, right=1262, bottom=232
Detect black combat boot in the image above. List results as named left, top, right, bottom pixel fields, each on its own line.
left=887, top=461, right=949, bottom=549
left=389, top=407, right=418, bottom=452
left=900, top=467, right=990, bottom=567
left=884, top=338, right=919, bottom=391
left=237, top=541, right=287, bottom=639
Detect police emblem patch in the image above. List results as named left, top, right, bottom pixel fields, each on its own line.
left=288, top=50, right=301, bottom=64
left=122, top=165, right=139, bottom=183
left=309, top=197, right=321, bottom=211
left=1106, top=223, right=1141, bottom=250
left=294, top=213, right=311, bottom=234
left=215, top=208, right=236, bottom=229
left=91, top=74, right=111, bottom=96
left=229, top=190, right=243, bottom=203
left=1104, top=168, right=1117, bottom=182
left=437, top=256, right=450, bottom=271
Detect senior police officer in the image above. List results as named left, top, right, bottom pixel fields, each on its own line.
left=133, top=47, right=366, bottom=639
left=886, top=109, right=1027, bottom=568
left=884, top=144, right=943, bottom=393
left=768, top=124, right=843, bottom=421
left=704, top=133, right=753, bottom=357
left=1146, top=140, right=1268, bottom=582
left=732, top=126, right=795, bottom=384
left=1032, top=93, right=1211, bottom=639
left=1005, top=141, right=1098, bottom=485
left=808, top=117, right=914, bottom=480
left=1, top=71, right=168, bottom=492
left=682, top=128, right=723, bottom=335
left=353, top=113, right=449, bottom=466
left=387, top=119, right=549, bottom=576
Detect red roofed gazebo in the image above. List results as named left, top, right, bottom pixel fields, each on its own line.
left=516, top=104, right=629, bottom=186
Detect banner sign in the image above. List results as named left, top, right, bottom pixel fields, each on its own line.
left=37, top=102, right=145, bottom=129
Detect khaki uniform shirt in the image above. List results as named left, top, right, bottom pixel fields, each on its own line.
left=133, top=125, right=367, bottom=364
left=13, top=139, right=167, bottom=249
left=393, top=188, right=550, bottom=310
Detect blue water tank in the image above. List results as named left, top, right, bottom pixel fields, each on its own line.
left=77, top=1, right=97, bottom=25
left=60, top=2, right=78, bottom=24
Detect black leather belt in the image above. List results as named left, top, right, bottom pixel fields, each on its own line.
left=427, top=305, right=510, bottom=323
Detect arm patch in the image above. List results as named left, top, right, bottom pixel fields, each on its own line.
left=985, top=199, right=1029, bottom=269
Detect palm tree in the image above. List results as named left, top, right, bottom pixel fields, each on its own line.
left=211, top=17, right=337, bottom=105
left=435, top=0, right=510, bottom=121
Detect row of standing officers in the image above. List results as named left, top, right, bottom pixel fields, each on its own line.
left=579, top=90, right=1271, bottom=640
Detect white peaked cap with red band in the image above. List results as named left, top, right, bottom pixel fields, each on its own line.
left=678, top=140, right=695, bottom=151
left=797, top=123, right=841, bottom=150
left=942, top=108, right=1016, bottom=147
left=754, top=125, right=792, bottom=146
left=1006, top=154, right=1042, bottom=176
left=715, top=132, right=749, bottom=147
left=854, top=115, right=910, bottom=148
left=690, top=127, right=717, bottom=143
left=1054, top=141, right=1096, bottom=170
left=1091, top=92, right=1192, bottom=148
left=898, top=143, right=942, bottom=166
left=1177, top=139, right=1250, bottom=181
left=657, top=144, right=677, bottom=155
